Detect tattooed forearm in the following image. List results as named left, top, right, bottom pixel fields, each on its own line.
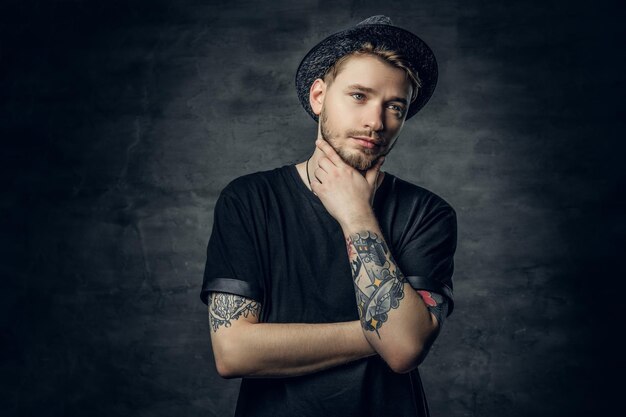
left=347, top=231, right=406, bottom=336
left=208, top=293, right=261, bottom=332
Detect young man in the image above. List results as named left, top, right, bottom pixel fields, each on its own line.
left=200, top=16, right=457, bottom=417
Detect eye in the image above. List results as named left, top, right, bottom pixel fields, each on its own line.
left=388, top=104, right=406, bottom=117
left=351, top=93, right=366, bottom=101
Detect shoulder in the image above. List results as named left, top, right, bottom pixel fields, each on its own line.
left=221, top=166, right=291, bottom=201
left=212, top=167, right=292, bottom=228
left=383, top=173, right=456, bottom=218
left=378, top=173, right=457, bottom=250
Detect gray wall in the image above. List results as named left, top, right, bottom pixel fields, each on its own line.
left=2, top=0, right=623, bottom=416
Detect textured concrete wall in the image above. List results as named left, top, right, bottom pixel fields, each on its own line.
left=2, top=0, right=624, bottom=416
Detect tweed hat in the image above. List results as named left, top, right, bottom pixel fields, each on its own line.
left=295, top=15, right=438, bottom=122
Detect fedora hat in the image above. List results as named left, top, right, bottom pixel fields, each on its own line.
left=295, top=15, right=438, bottom=121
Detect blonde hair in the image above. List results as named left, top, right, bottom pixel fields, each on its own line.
left=323, top=42, right=421, bottom=102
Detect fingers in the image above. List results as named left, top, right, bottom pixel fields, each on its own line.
left=312, top=162, right=328, bottom=186
left=315, top=139, right=344, bottom=166
left=365, top=156, right=385, bottom=186
left=313, top=166, right=325, bottom=184
left=317, top=156, right=333, bottom=172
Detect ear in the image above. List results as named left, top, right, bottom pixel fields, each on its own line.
left=309, top=78, right=326, bottom=116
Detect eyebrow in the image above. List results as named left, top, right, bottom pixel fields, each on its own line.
left=346, top=84, right=409, bottom=106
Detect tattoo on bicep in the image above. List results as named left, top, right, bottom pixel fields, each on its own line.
left=417, top=290, right=442, bottom=308
left=417, top=290, right=444, bottom=317
left=208, top=293, right=261, bottom=332
left=347, top=231, right=407, bottom=337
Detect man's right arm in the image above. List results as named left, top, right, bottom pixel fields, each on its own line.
left=208, top=292, right=376, bottom=378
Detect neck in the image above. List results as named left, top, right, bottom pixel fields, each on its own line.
left=304, top=147, right=325, bottom=191
left=297, top=145, right=384, bottom=192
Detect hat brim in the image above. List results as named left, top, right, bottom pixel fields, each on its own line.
left=295, top=23, right=438, bottom=122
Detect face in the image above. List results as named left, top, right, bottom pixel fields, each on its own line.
left=312, top=54, right=413, bottom=171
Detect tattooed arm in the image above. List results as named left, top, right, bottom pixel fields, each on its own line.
left=311, top=139, right=442, bottom=373
left=208, top=292, right=375, bottom=379
left=345, top=229, right=440, bottom=373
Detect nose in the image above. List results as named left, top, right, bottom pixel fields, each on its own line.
left=363, top=104, right=384, bottom=132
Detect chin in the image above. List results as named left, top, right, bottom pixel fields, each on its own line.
left=325, top=137, right=383, bottom=170
left=341, top=151, right=379, bottom=171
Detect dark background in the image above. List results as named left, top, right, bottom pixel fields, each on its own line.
left=1, top=0, right=624, bottom=416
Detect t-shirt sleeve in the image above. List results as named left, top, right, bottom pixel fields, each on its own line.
left=417, top=290, right=449, bottom=329
left=199, top=190, right=265, bottom=306
left=397, top=205, right=457, bottom=317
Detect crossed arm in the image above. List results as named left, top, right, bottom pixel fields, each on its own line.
left=208, top=274, right=440, bottom=378
left=208, top=140, right=444, bottom=378
left=208, top=293, right=375, bottom=378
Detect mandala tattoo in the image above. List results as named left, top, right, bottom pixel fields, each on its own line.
left=347, top=231, right=407, bottom=336
left=208, top=293, right=261, bottom=332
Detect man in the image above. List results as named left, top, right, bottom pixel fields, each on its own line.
left=200, top=15, right=457, bottom=417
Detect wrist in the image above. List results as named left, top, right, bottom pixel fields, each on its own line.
left=339, top=210, right=378, bottom=235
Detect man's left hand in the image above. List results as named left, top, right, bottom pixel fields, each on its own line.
left=311, top=139, right=384, bottom=229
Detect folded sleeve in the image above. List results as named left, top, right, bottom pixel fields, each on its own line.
left=200, top=190, right=265, bottom=305
left=397, top=206, right=457, bottom=316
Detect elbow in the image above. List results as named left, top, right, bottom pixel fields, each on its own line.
left=384, top=327, right=438, bottom=373
left=211, top=331, right=246, bottom=379
left=215, top=359, right=241, bottom=379
left=214, top=352, right=240, bottom=379
left=385, top=344, right=427, bottom=374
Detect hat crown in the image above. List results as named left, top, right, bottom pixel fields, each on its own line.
left=357, top=15, right=393, bottom=26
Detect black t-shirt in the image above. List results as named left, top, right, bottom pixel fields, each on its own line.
left=201, top=165, right=457, bottom=417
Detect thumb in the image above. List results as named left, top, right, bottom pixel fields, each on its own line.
left=365, top=157, right=385, bottom=187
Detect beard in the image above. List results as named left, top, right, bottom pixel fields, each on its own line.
left=319, top=107, right=385, bottom=171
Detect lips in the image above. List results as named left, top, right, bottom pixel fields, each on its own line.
left=350, top=136, right=382, bottom=149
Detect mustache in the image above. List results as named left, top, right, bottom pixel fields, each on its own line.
left=345, top=130, right=387, bottom=145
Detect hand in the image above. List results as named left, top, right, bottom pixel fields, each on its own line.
left=311, top=139, right=384, bottom=229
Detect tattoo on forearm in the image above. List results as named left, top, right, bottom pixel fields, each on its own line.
left=208, top=293, right=261, bottom=332
left=347, top=231, right=406, bottom=337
